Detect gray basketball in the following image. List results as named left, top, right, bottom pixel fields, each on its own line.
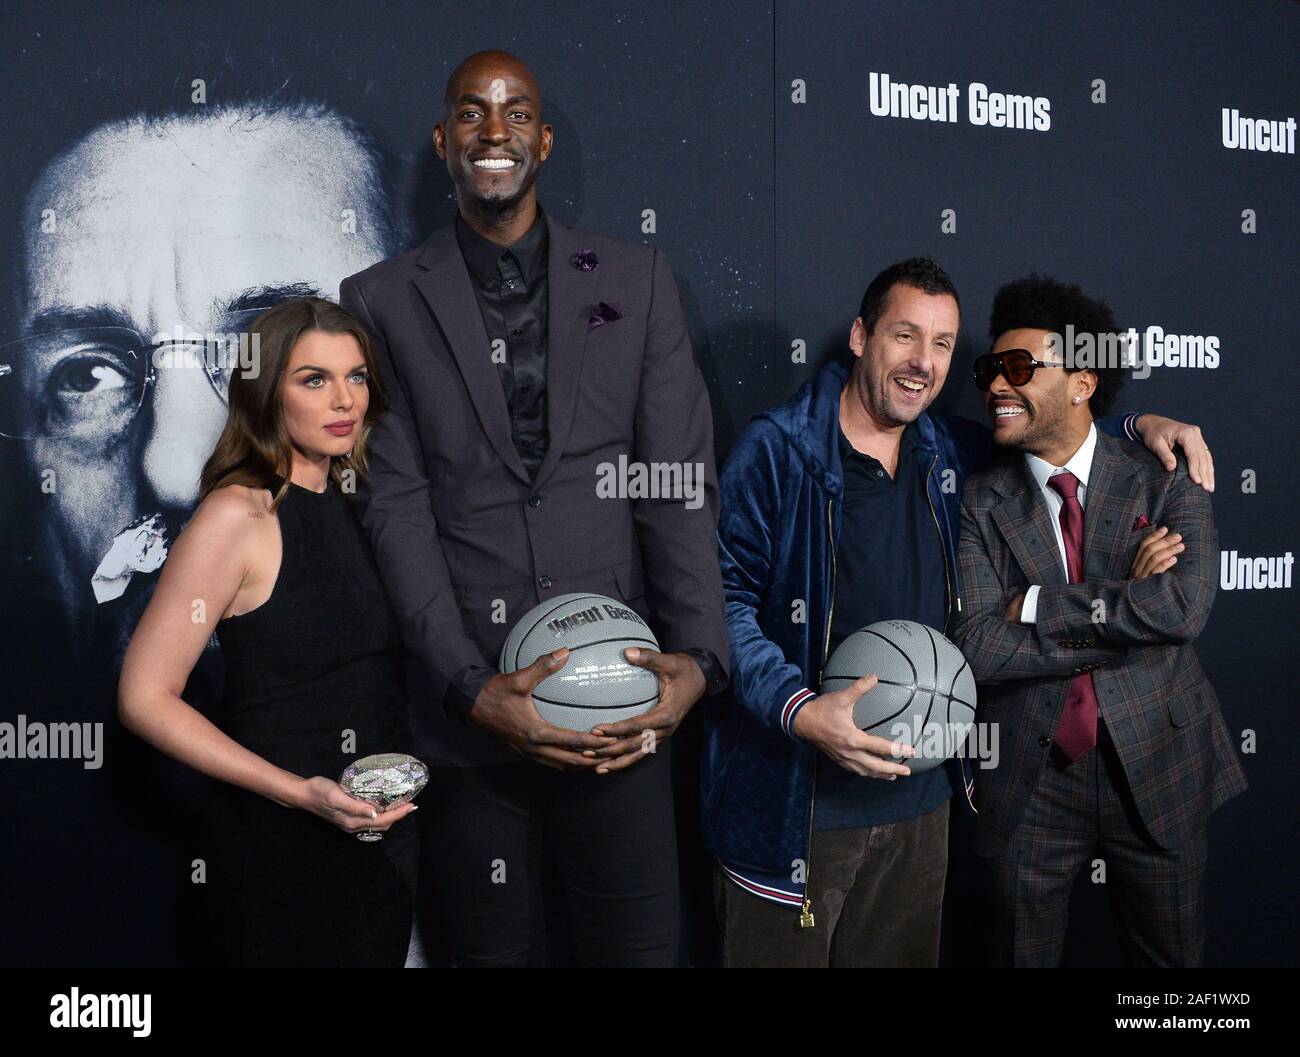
left=819, top=619, right=977, bottom=772
left=499, top=593, right=661, bottom=731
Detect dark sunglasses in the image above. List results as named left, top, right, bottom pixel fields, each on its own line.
left=972, top=348, right=1067, bottom=391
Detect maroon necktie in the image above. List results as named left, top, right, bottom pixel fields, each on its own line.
left=1047, top=472, right=1098, bottom=760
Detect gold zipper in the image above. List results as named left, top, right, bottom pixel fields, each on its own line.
left=923, top=453, right=976, bottom=815
left=799, top=494, right=837, bottom=928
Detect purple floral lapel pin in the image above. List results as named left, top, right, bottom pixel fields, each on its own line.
left=571, top=248, right=599, bottom=272
left=588, top=301, right=623, bottom=332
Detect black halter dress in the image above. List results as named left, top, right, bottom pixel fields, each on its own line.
left=208, top=473, right=418, bottom=967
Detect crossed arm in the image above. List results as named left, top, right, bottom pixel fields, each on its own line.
left=1032, top=471, right=1218, bottom=648
left=952, top=468, right=1216, bottom=686
left=952, top=497, right=1124, bottom=687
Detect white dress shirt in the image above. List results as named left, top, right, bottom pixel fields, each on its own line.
left=1020, top=422, right=1098, bottom=624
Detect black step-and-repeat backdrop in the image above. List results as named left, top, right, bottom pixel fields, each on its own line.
left=1, top=0, right=1294, bottom=967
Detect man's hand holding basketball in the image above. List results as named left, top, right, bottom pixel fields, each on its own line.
left=469, top=648, right=616, bottom=770
left=586, top=647, right=707, bottom=774
left=792, top=675, right=915, bottom=779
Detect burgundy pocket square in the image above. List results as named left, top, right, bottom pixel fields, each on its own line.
left=1132, top=514, right=1152, bottom=531
left=588, top=301, right=623, bottom=331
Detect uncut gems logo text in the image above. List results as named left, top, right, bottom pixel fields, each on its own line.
left=1219, top=550, right=1293, bottom=590
left=1221, top=107, right=1296, bottom=153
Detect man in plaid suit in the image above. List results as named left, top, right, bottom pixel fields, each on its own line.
left=953, top=275, right=1246, bottom=967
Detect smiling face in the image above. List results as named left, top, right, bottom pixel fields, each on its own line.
left=985, top=327, right=1095, bottom=454
left=434, top=53, right=552, bottom=217
left=847, top=283, right=958, bottom=429
left=280, top=329, right=370, bottom=468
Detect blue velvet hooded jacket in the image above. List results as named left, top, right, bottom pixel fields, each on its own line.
left=702, top=360, right=1136, bottom=918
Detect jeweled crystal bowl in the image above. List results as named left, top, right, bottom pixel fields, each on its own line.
left=339, top=753, right=428, bottom=841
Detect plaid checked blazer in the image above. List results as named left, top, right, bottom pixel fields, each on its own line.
left=953, top=429, right=1246, bottom=857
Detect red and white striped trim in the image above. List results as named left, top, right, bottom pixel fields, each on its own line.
left=781, top=688, right=816, bottom=738
left=719, top=861, right=804, bottom=907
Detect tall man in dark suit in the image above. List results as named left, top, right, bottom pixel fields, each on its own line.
left=339, top=50, right=728, bottom=966
left=953, top=275, right=1246, bottom=967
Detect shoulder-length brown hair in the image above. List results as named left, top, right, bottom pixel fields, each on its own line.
left=199, top=296, right=388, bottom=510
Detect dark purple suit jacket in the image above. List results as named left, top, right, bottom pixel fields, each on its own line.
left=340, top=213, right=727, bottom=765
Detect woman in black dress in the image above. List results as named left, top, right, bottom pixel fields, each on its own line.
left=119, top=297, right=418, bottom=967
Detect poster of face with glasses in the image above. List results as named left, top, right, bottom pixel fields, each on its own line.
left=4, top=106, right=397, bottom=669
left=0, top=13, right=416, bottom=965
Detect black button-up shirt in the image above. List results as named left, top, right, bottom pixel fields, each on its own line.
left=446, top=209, right=727, bottom=713
left=814, top=422, right=953, bottom=830
left=456, top=210, right=550, bottom=480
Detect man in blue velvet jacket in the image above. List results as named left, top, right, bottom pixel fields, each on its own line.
left=704, top=256, right=1215, bottom=967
